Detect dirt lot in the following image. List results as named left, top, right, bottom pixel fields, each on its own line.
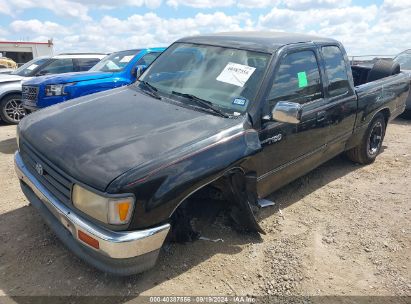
left=0, top=118, right=410, bottom=301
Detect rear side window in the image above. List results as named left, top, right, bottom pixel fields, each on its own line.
left=39, top=59, right=74, bottom=75
left=268, top=50, right=323, bottom=106
left=136, top=52, right=161, bottom=66
left=75, top=58, right=101, bottom=71
left=322, top=46, right=350, bottom=97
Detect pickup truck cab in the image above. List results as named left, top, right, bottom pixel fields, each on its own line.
left=393, top=49, right=411, bottom=113
left=22, top=48, right=165, bottom=111
left=15, top=32, right=410, bottom=275
left=0, top=54, right=106, bottom=124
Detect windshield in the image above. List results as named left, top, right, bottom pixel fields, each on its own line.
left=394, top=51, right=411, bottom=70
left=11, top=57, right=49, bottom=76
left=90, top=50, right=140, bottom=72
left=139, top=43, right=271, bottom=115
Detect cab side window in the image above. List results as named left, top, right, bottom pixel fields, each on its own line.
left=136, top=53, right=161, bottom=66
left=267, top=50, right=323, bottom=107
left=322, top=46, right=350, bottom=97
left=75, top=58, right=101, bottom=71
left=39, top=59, right=74, bottom=75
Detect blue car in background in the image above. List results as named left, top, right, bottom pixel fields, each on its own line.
left=22, top=48, right=165, bottom=111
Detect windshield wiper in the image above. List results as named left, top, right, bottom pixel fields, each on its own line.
left=139, top=81, right=161, bottom=100
left=171, top=91, right=229, bottom=118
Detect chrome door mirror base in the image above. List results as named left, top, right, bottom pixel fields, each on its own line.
left=272, top=101, right=302, bottom=124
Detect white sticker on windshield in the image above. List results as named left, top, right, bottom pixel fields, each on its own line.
left=216, top=62, right=256, bottom=87
left=120, top=55, right=134, bottom=63
left=27, top=64, right=38, bottom=71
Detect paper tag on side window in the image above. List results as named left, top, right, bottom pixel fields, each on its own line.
left=216, top=62, right=256, bottom=87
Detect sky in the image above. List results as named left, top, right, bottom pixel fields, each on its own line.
left=0, top=0, right=410, bottom=56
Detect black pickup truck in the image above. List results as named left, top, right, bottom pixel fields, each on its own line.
left=15, top=32, right=410, bottom=275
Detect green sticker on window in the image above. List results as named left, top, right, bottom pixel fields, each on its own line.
left=297, top=71, right=308, bottom=88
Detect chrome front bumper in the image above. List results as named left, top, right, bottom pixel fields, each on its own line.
left=14, top=151, right=170, bottom=261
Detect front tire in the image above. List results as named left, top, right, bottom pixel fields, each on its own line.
left=0, top=94, right=27, bottom=124
left=346, top=113, right=386, bottom=164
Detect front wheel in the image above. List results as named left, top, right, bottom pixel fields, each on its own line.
left=346, top=113, right=386, bottom=164
left=0, top=94, right=27, bottom=124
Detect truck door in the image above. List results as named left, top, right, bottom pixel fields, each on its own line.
left=256, top=47, right=329, bottom=197
left=319, top=45, right=357, bottom=157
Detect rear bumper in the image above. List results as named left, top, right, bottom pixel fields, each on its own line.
left=14, top=151, right=170, bottom=275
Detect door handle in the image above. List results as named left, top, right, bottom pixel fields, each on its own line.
left=317, top=111, right=326, bottom=122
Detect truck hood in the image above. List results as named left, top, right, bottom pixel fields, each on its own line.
left=24, top=71, right=114, bottom=85
left=20, top=86, right=240, bottom=191
left=0, top=74, right=25, bottom=83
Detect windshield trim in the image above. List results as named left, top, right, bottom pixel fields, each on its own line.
left=168, top=41, right=273, bottom=57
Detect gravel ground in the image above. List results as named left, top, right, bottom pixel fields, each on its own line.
left=0, top=118, right=410, bottom=302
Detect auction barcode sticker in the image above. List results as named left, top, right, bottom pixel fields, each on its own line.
left=216, top=62, right=256, bottom=87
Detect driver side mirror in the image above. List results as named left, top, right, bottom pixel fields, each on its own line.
left=132, top=65, right=147, bottom=78
left=271, top=101, right=302, bottom=124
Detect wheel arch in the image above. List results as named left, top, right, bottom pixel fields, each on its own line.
left=169, top=166, right=246, bottom=217
left=378, top=107, right=390, bottom=126
left=0, top=90, right=22, bottom=102
left=168, top=166, right=265, bottom=234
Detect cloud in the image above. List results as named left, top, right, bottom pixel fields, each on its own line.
left=103, top=11, right=252, bottom=46
left=284, top=0, right=352, bottom=10
left=2, top=0, right=411, bottom=56
left=0, top=0, right=90, bottom=21
left=166, top=0, right=351, bottom=8
left=166, top=0, right=235, bottom=8
left=7, top=12, right=251, bottom=53
left=237, top=0, right=278, bottom=9
left=254, top=4, right=405, bottom=55
left=257, top=5, right=377, bottom=30
left=10, top=19, right=71, bottom=36
left=0, top=27, right=7, bottom=36
left=69, top=0, right=162, bottom=10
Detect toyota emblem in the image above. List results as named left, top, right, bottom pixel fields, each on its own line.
left=35, top=163, right=44, bottom=176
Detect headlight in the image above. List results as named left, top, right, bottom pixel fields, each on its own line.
left=45, top=83, right=74, bottom=96
left=72, top=184, right=134, bottom=225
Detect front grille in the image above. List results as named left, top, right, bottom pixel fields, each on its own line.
left=22, top=86, right=39, bottom=103
left=20, top=140, right=73, bottom=206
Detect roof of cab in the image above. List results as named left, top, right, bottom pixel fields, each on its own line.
left=53, top=54, right=107, bottom=59
left=177, top=31, right=338, bottom=53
